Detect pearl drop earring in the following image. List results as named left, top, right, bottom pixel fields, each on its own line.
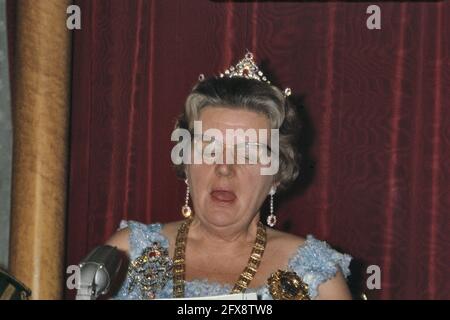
left=181, top=179, right=193, bottom=219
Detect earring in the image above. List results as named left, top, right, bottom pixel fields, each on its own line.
left=181, top=179, right=193, bottom=219
left=267, top=186, right=277, bottom=227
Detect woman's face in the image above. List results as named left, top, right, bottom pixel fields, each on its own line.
left=186, top=106, right=276, bottom=229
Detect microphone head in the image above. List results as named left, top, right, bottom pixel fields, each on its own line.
left=77, top=245, right=123, bottom=299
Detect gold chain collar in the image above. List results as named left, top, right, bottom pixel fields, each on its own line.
left=172, top=218, right=267, bottom=298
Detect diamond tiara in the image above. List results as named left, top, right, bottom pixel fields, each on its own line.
left=198, top=52, right=292, bottom=97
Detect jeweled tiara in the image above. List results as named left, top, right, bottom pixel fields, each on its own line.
left=198, top=52, right=292, bottom=97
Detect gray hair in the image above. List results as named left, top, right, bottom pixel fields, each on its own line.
left=174, top=77, right=301, bottom=191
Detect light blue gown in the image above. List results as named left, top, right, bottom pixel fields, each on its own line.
left=112, top=221, right=352, bottom=300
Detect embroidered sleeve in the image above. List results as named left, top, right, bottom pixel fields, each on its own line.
left=288, top=235, right=352, bottom=299
left=111, top=220, right=171, bottom=299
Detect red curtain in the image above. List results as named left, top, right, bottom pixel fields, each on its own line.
left=65, top=0, right=450, bottom=299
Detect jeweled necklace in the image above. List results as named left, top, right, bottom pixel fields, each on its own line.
left=172, top=218, right=267, bottom=298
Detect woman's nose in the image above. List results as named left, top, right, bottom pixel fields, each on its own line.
left=214, top=163, right=235, bottom=177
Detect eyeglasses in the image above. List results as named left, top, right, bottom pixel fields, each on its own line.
left=192, top=134, right=274, bottom=165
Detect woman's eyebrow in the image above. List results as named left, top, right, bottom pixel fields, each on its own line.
left=194, top=133, right=219, bottom=141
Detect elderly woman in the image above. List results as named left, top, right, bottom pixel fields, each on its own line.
left=107, top=53, right=352, bottom=300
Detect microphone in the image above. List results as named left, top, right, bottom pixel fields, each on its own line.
left=76, top=245, right=123, bottom=300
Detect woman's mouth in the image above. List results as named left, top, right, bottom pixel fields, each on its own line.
left=210, top=190, right=237, bottom=203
